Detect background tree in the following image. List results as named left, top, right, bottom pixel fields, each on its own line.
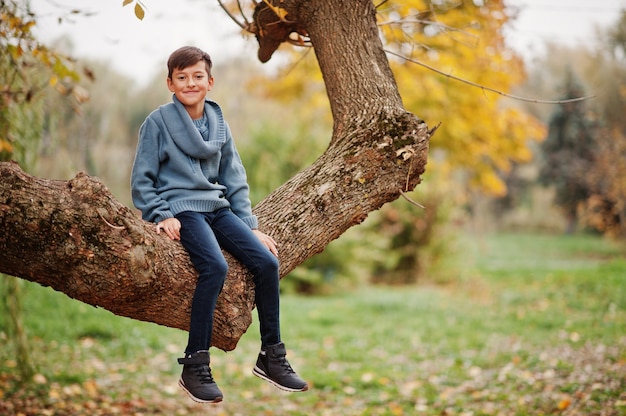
left=578, top=10, right=626, bottom=238
left=0, top=0, right=82, bottom=381
left=486, top=9, right=626, bottom=237
left=581, top=128, right=626, bottom=238
left=536, top=71, right=597, bottom=233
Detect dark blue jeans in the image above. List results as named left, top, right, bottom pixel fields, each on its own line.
left=176, top=209, right=281, bottom=353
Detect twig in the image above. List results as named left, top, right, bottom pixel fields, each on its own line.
left=384, top=49, right=595, bottom=104
left=375, top=0, right=390, bottom=8
left=217, top=0, right=247, bottom=30
left=98, top=211, right=125, bottom=230
left=399, top=189, right=425, bottom=209
left=236, top=0, right=250, bottom=27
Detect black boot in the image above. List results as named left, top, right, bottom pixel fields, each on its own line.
left=177, top=351, right=223, bottom=403
left=253, top=342, right=308, bottom=392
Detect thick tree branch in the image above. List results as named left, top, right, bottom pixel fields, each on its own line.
left=0, top=161, right=255, bottom=351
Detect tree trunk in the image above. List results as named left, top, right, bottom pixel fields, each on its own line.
left=254, top=0, right=433, bottom=271
left=0, top=0, right=433, bottom=351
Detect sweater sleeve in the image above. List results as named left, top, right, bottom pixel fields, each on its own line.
left=131, top=117, right=174, bottom=223
left=219, top=124, right=258, bottom=229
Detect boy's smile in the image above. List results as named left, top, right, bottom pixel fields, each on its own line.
left=167, top=60, right=214, bottom=119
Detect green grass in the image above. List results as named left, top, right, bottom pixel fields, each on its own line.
left=1, top=232, right=625, bottom=415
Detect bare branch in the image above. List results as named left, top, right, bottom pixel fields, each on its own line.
left=236, top=0, right=250, bottom=27
left=217, top=0, right=247, bottom=30
left=385, top=49, right=596, bottom=105
left=377, top=18, right=437, bottom=26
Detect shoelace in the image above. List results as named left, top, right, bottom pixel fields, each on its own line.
left=192, top=364, right=215, bottom=384
left=275, top=354, right=295, bottom=374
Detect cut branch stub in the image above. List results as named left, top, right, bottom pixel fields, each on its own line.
left=252, top=1, right=307, bottom=63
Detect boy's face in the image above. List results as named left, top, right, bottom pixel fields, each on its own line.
left=167, top=60, right=214, bottom=115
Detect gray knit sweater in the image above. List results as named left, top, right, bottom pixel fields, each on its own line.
left=131, top=95, right=257, bottom=229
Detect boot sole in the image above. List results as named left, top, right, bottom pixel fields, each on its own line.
left=178, top=378, right=223, bottom=403
left=252, top=366, right=309, bottom=392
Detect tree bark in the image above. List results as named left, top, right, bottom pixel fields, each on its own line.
left=0, top=161, right=255, bottom=350
left=0, top=0, right=434, bottom=351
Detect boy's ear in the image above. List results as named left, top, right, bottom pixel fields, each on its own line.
left=166, top=77, right=174, bottom=92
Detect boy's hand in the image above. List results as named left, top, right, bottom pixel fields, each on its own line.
left=156, top=218, right=181, bottom=240
left=252, top=229, right=278, bottom=257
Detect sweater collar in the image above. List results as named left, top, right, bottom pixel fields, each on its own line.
left=159, top=95, right=225, bottom=159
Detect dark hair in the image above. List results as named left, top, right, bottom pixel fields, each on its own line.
left=167, top=46, right=213, bottom=79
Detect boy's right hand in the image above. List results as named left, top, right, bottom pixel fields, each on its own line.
left=156, top=217, right=181, bottom=241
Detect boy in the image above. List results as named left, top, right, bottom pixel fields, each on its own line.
left=131, top=46, right=307, bottom=403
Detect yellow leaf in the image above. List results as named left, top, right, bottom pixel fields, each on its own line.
left=274, top=7, right=288, bottom=20
left=134, top=3, right=145, bottom=20
left=48, top=388, right=61, bottom=400
left=557, top=396, right=571, bottom=410
left=83, top=379, right=99, bottom=398
left=378, top=376, right=391, bottom=385
left=122, top=0, right=133, bottom=6
left=262, top=0, right=288, bottom=20
left=0, top=139, right=14, bottom=154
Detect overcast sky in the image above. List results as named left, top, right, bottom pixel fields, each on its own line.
left=30, top=0, right=626, bottom=86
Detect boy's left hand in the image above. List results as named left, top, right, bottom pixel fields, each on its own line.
left=156, top=217, right=181, bottom=241
left=252, top=229, right=278, bottom=257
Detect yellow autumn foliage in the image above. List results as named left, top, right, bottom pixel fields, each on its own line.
left=382, top=0, right=546, bottom=196
left=1, top=0, right=82, bottom=164
left=251, top=0, right=545, bottom=196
